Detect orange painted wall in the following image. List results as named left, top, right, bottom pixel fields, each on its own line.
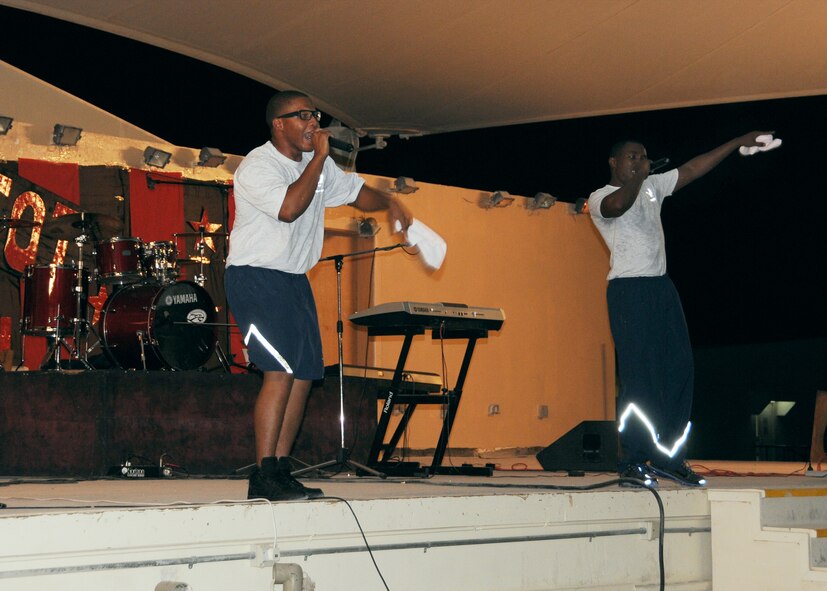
left=322, top=175, right=616, bottom=452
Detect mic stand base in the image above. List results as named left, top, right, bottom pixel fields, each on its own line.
left=291, top=447, right=386, bottom=479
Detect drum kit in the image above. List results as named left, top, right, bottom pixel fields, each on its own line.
left=5, top=212, right=228, bottom=372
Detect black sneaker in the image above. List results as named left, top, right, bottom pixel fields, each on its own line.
left=247, top=465, right=309, bottom=501
left=619, top=464, right=658, bottom=488
left=648, top=462, right=707, bottom=487
left=277, top=457, right=324, bottom=499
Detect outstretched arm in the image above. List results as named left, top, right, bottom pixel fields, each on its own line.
left=675, top=131, right=772, bottom=192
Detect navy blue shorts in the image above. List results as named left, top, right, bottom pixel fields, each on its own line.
left=224, top=265, right=324, bottom=380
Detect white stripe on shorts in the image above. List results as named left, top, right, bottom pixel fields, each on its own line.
left=244, top=323, right=294, bottom=374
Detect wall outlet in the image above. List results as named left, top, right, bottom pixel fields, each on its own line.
left=488, top=404, right=501, bottom=416
left=537, top=404, right=549, bottom=419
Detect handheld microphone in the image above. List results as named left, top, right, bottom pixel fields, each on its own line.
left=328, top=137, right=354, bottom=153
left=649, top=157, right=670, bottom=173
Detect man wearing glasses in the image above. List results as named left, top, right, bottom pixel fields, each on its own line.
left=226, top=91, right=412, bottom=500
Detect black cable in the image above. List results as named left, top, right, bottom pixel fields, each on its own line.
left=318, top=496, right=391, bottom=591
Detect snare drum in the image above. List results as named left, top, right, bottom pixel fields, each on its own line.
left=100, top=280, right=216, bottom=370
left=94, top=237, right=144, bottom=285
left=21, top=264, right=88, bottom=335
left=142, top=240, right=178, bottom=284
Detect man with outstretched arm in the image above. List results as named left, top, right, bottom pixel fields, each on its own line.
left=588, top=131, right=775, bottom=488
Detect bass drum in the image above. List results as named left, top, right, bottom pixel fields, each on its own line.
left=100, top=281, right=216, bottom=370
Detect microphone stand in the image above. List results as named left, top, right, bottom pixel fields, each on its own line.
left=292, top=242, right=407, bottom=479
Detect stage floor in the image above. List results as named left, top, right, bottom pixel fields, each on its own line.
left=2, top=457, right=824, bottom=512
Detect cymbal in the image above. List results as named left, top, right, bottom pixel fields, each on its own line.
left=174, top=231, right=228, bottom=238
left=0, top=218, right=41, bottom=229
left=46, top=213, right=123, bottom=240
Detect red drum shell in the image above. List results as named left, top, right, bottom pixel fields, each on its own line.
left=95, top=237, right=144, bottom=284
left=100, top=281, right=216, bottom=370
left=21, top=264, right=88, bottom=335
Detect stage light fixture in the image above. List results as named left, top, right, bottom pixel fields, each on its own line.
left=484, top=191, right=513, bottom=208
left=0, top=116, right=12, bottom=135
left=574, top=197, right=589, bottom=214
left=357, top=217, right=380, bottom=237
left=52, top=124, right=82, bottom=146
left=528, top=192, right=556, bottom=210
left=197, top=147, right=226, bottom=167
left=390, top=177, right=419, bottom=194
left=143, top=146, right=172, bottom=168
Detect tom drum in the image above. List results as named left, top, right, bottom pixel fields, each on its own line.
left=94, top=237, right=144, bottom=285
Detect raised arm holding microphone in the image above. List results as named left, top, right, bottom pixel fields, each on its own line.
left=588, top=131, right=775, bottom=488
left=225, top=91, right=412, bottom=501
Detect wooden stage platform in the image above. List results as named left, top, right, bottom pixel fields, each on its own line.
left=0, top=369, right=378, bottom=477
left=3, top=371, right=827, bottom=590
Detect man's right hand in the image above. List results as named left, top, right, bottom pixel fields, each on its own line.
left=311, top=129, right=331, bottom=159
left=629, top=158, right=651, bottom=184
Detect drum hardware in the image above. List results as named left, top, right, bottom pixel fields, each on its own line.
left=174, top=229, right=227, bottom=287
left=42, top=234, right=100, bottom=370
left=193, top=238, right=208, bottom=287
left=135, top=330, right=148, bottom=371
left=142, top=240, right=178, bottom=285
left=24, top=229, right=110, bottom=371
left=71, top=233, right=95, bottom=364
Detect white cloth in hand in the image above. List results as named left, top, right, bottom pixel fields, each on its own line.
left=739, top=133, right=782, bottom=156
left=394, top=218, right=447, bottom=270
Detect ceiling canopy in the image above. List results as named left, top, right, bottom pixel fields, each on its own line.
left=5, top=0, right=827, bottom=140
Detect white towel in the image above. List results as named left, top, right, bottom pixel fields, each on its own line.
left=395, top=218, right=447, bottom=270
left=739, top=133, right=782, bottom=156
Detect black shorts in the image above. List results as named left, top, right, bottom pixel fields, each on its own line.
left=224, top=265, right=324, bottom=379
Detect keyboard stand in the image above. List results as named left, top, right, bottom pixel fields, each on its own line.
left=364, top=324, right=494, bottom=477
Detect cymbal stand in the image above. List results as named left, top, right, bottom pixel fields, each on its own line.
left=193, top=228, right=207, bottom=287
left=42, top=233, right=97, bottom=370
left=40, top=303, right=75, bottom=371
left=69, top=234, right=94, bottom=369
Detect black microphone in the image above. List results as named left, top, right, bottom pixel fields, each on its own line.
left=329, top=137, right=354, bottom=153
left=649, top=157, right=670, bottom=173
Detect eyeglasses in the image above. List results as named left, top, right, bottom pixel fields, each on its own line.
left=275, top=109, right=322, bottom=122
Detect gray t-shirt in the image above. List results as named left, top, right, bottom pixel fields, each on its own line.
left=226, top=141, right=364, bottom=274
left=588, top=169, right=678, bottom=280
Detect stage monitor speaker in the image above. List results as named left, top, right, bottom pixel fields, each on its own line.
left=536, top=420, right=617, bottom=472
left=810, top=390, right=827, bottom=468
